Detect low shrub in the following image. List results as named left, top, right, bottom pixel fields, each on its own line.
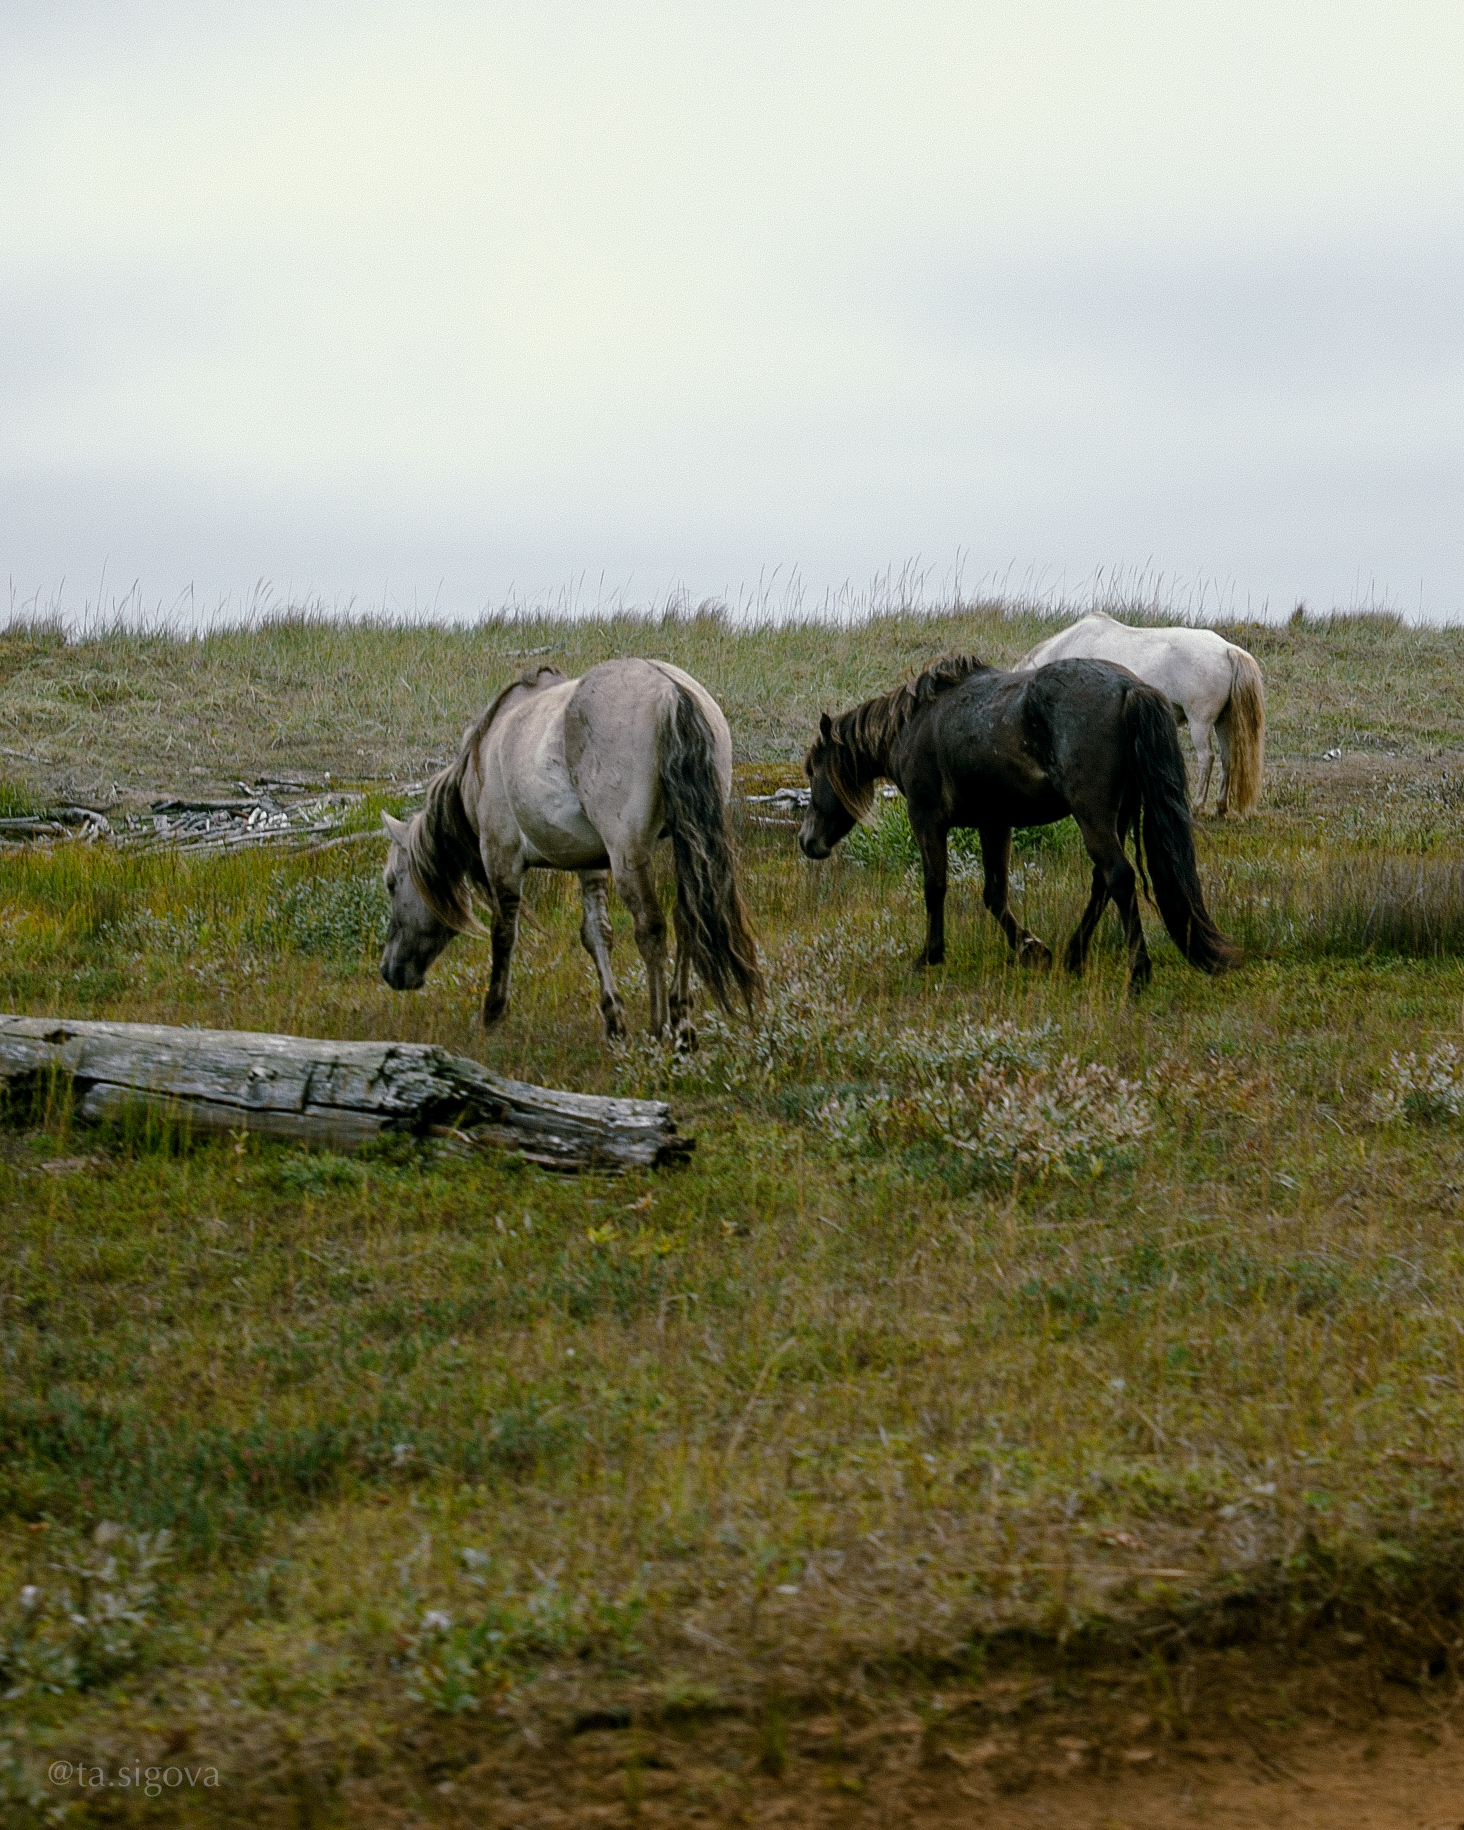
left=819, top=1056, right=1152, bottom=1182
left=0, top=1522, right=170, bottom=1699
left=1372, top=1042, right=1464, bottom=1123
left=401, top=1558, right=644, bottom=1713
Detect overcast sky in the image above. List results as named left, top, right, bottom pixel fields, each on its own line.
left=2, top=2, right=1461, bottom=625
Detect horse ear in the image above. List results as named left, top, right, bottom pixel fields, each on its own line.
left=381, top=811, right=412, bottom=846
left=819, top=711, right=833, bottom=741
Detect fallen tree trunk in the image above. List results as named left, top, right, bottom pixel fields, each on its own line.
left=0, top=1016, right=691, bottom=1170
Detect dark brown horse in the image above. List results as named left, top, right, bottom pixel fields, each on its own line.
left=799, top=655, right=1237, bottom=991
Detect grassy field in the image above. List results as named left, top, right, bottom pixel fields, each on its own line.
left=4, top=602, right=1464, bottom=1823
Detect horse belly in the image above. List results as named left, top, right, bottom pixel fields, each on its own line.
left=512, top=773, right=607, bottom=868
left=495, top=712, right=610, bottom=869
left=952, top=782, right=1063, bottom=830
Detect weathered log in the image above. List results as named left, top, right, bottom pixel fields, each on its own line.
left=0, top=1016, right=691, bottom=1170
left=0, top=808, right=111, bottom=839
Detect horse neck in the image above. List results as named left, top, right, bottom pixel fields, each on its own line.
left=418, top=758, right=480, bottom=884
left=841, top=701, right=900, bottom=787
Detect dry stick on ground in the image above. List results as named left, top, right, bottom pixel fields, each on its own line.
left=0, top=1015, right=692, bottom=1170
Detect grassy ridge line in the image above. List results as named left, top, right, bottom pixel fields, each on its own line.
left=1, top=602, right=1462, bottom=802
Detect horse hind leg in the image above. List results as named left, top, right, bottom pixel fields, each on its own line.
left=1212, top=718, right=1233, bottom=816
left=612, top=857, right=672, bottom=1037
left=1070, top=822, right=1150, bottom=991
left=1191, top=718, right=1217, bottom=813
left=1106, top=850, right=1152, bottom=992
left=669, top=900, right=697, bottom=1051
left=577, top=870, right=626, bottom=1040
left=1062, top=862, right=1109, bottom=974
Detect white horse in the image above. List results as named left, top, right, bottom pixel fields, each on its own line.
left=379, top=659, right=763, bottom=1044
left=1014, top=613, right=1266, bottom=815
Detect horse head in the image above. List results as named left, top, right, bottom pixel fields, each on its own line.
left=379, top=810, right=460, bottom=990
left=798, top=712, right=863, bottom=859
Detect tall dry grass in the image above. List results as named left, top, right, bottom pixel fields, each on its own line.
left=3, top=598, right=1464, bottom=801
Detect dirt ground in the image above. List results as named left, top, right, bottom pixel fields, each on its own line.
left=297, top=1638, right=1464, bottom=1829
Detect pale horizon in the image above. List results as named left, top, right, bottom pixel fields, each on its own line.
left=4, top=3, right=1461, bottom=627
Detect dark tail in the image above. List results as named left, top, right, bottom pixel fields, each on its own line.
left=660, top=687, right=766, bottom=1015
left=1124, top=685, right=1240, bottom=974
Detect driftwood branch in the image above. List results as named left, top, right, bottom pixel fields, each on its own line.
left=0, top=1016, right=691, bottom=1171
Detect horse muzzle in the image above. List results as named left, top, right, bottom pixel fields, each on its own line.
left=379, top=952, right=426, bottom=992
left=797, top=822, right=831, bottom=860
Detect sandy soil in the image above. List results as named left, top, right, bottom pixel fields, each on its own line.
left=317, top=1641, right=1464, bottom=1829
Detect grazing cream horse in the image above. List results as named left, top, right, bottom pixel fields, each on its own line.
left=1014, top=613, right=1266, bottom=815
left=379, top=659, right=763, bottom=1044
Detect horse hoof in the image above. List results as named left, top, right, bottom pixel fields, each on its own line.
left=481, top=999, right=508, bottom=1029
left=601, top=1006, right=627, bottom=1040
left=672, top=1021, right=698, bottom=1054
left=1021, top=940, right=1053, bottom=969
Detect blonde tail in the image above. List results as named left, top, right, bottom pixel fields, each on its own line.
left=1218, top=649, right=1266, bottom=816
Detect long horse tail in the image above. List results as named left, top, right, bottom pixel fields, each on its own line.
left=1218, top=647, right=1266, bottom=816
left=659, top=686, right=765, bottom=1015
left=1124, top=684, right=1240, bottom=974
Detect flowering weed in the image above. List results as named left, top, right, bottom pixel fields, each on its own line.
left=1372, top=1042, right=1464, bottom=1122
left=0, top=1523, right=170, bottom=1700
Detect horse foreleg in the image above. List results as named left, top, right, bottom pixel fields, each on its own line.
left=577, top=870, right=626, bottom=1040
left=669, top=901, right=697, bottom=1051
left=481, top=884, right=522, bottom=1028
left=613, top=860, right=671, bottom=1037
left=910, top=816, right=949, bottom=967
left=979, top=825, right=1052, bottom=967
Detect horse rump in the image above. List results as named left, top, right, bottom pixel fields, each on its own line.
left=659, top=689, right=765, bottom=1014
left=1124, top=685, right=1239, bottom=973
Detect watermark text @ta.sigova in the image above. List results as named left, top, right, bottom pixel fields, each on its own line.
left=49, top=1761, right=221, bottom=1798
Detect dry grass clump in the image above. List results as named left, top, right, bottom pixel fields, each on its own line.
left=817, top=1055, right=1151, bottom=1182
left=1320, top=854, right=1464, bottom=955
left=1221, top=850, right=1464, bottom=958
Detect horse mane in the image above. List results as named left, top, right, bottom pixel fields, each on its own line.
left=809, top=654, right=986, bottom=820
left=408, top=665, right=566, bottom=932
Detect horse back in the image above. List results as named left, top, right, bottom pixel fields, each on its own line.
left=917, top=658, right=1163, bottom=826
left=1017, top=615, right=1245, bottom=717
left=468, top=674, right=597, bottom=860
